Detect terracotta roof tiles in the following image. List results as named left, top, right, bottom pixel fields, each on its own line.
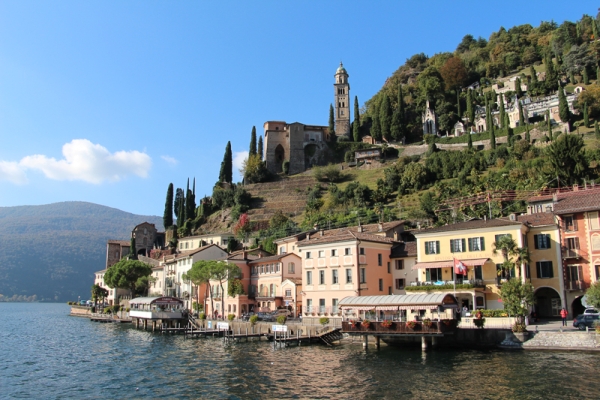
left=413, top=218, right=522, bottom=235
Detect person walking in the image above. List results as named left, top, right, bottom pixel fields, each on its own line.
left=560, top=308, right=568, bottom=326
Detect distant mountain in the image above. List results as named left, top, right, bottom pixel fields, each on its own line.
left=0, top=202, right=163, bottom=302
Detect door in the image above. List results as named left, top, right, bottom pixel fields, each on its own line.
left=551, top=298, right=561, bottom=317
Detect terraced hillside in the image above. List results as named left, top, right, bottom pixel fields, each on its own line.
left=244, top=174, right=316, bottom=223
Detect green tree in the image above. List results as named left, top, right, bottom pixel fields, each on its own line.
left=498, top=93, right=505, bottom=129
left=595, top=120, right=600, bottom=139
left=91, top=284, right=108, bottom=307
left=129, top=236, right=137, bottom=260
left=525, top=122, right=531, bottom=143
left=103, top=259, right=153, bottom=297
left=257, top=136, right=263, bottom=161
left=174, top=187, right=185, bottom=224
left=249, top=126, right=257, bottom=157
left=585, top=281, right=600, bottom=309
left=242, top=154, right=269, bottom=183
left=183, top=260, right=217, bottom=316
left=597, top=66, right=600, bottom=85
left=466, top=89, right=475, bottom=126
left=493, top=235, right=529, bottom=279
left=584, top=101, right=590, bottom=128
left=328, top=104, right=335, bottom=137
left=544, top=52, right=559, bottom=93
left=163, top=183, right=174, bottom=229
left=219, top=141, right=233, bottom=184
left=558, top=87, right=571, bottom=131
left=371, top=103, right=381, bottom=140
left=467, top=129, right=473, bottom=149
left=500, top=278, right=535, bottom=328
left=487, top=98, right=496, bottom=149
left=529, top=65, right=538, bottom=84
left=353, top=96, right=361, bottom=142
left=379, top=93, right=392, bottom=140
left=210, top=261, right=242, bottom=318
left=515, top=77, right=523, bottom=98
left=518, top=100, right=525, bottom=127
left=583, top=67, right=589, bottom=85
left=546, top=133, right=587, bottom=186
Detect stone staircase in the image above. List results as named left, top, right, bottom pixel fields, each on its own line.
left=244, top=175, right=317, bottom=223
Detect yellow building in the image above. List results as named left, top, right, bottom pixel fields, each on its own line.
left=412, top=218, right=564, bottom=315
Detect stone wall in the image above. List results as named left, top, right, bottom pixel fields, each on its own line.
left=522, top=331, right=599, bottom=350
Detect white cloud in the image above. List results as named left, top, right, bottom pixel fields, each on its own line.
left=232, top=151, right=248, bottom=179
left=161, top=155, right=178, bottom=165
left=18, top=139, right=152, bottom=184
left=0, top=161, right=28, bottom=185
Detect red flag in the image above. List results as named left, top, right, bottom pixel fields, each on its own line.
left=454, top=258, right=467, bottom=275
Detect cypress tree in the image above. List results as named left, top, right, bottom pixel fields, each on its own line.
left=515, top=78, right=523, bottom=98
left=597, top=66, right=600, bottom=85
left=490, top=124, right=496, bottom=149
left=548, top=110, right=553, bottom=141
left=498, top=93, right=505, bottom=129
left=163, top=183, right=174, bottom=229
left=583, top=67, right=589, bottom=85
left=257, top=136, right=263, bottom=160
left=558, top=87, right=571, bottom=131
left=456, top=90, right=461, bottom=118
left=570, top=70, right=577, bottom=85
left=530, top=65, right=538, bottom=83
left=390, top=108, right=401, bottom=141
left=249, top=126, right=257, bottom=156
left=467, top=89, right=475, bottom=126
left=174, top=187, right=184, bottom=223
left=467, top=129, right=473, bottom=149
left=371, top=104, right=381, bottom=141
left=353, top=96, right=361, bottom=142
left=507, top=125, right=514, bottom=147
left=129, top=236, right=137, bottom=260
left=545, top=52, right=558, bottom=93
left=525, top=122, right=531, bottom=143
left=595, top=120, right=600, bottom=138
left=518, top=100, right=525, bottom=127
left=379, top=94, right=392, bottom=140
left=486, top=98, right=496, bottom=149
left=328, top=104, right=335, bottom=137
left=219, top=141, right=233, bottom=183
left=593, top=18, right=599, bottom=40
left=584, top=102, right=590, bottom=128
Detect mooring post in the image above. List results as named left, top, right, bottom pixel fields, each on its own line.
left=375, top=336, right=380, bottom=350
left=421, top=336, right=428, bottom=351
left=363, top=334, right=368, bottom=348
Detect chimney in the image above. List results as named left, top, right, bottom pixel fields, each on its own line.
left=573, top=184, right=579, bottom=191
left=393, top=231, right=399, bottom=241
left=307, top=233, right=311, bottom=240
left=320, top=229, right=324, bottom=237
left=357, top=221, right=363, bottom=233
left=243, top=250, right=247, bottom=259
left=258, top=253, right=263, bottom=259
left=552, top=193, right=558, bottom=203
left=378, top=223, right=383, bottom=232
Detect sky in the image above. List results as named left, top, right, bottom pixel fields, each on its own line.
left=0, top=1, right=595, bottom=216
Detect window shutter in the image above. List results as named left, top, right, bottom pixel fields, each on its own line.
left=574, top=218, right=578, bottom=231
left=536, top=262, right=541, bottom=278
left=468, top=238, right=473, bottom=252
left=436, top=241, right=440, bottom=254
left=533, top=235, right=539, bottom=249
left=461, top=239, right=466, bottom=252
left=546, top=235, right=551, bottom=249
left=574, top=237, right=580, bottom=250
left=450, top=239, right=454, bottom=253
left=480, top=237, right=485, bottom=251
left=548, top=261, right=554, bottom=278
left=425, top=244, right=429, bottom=255
left=578, top=265, right=583, bottom=282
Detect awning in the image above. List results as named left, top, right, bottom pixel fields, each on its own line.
left=339, top=293, right=458, bottom=310
left=129, top=296, right=184, bottom=306
left=411, top=258, right=489, bottom=270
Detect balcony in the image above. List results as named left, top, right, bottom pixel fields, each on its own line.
left=341, top=320, right=457, bottom=335
left=405, top=279, right=485, bottom=292
left=255, top=290, right=280, bottom=301
left=303, top=306, right=341, bottom=317
left=562, top=247, right=580, bottom=259
left=566, top=280, right=587, bottom=291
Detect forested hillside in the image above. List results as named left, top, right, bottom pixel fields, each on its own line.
left=0, top=202, right=162, bottom=302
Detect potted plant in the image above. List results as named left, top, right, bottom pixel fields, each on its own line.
left=249, top=315, right=258, bottom=325
left=278, top=315, right=288, bottom=325
left=473, top=318, right=486, bottom=329
left=406, top=321, right=417, bottom=330
left=350, top=320, right=357, bottom=328
left=361, top=319, right=371, bottom=328
left=422, top=318, right=433, bottom=328
left=381, top=320, right=393, bottom=328
left=228, top=314, right=235, bottom=322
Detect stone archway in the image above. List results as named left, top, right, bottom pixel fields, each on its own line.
left=534, top=287, right=561, bottom=318
left=274, top=144, right=285, bottom=172
left=572, top=295, right=585, bottom=318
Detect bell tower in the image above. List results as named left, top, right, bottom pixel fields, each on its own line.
left=334, top=62, right=350, bottom=137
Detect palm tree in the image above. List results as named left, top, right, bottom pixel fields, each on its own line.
left=493, top=235, right=529, bottom=281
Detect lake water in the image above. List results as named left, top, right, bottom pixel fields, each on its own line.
left=2, top=303, right=600, bottom=399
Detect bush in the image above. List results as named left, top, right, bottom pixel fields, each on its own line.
left=313, top=164, right=343, bottom=183
left=319, top=317, right=330, bottom=326
left=282, top=160, right=290, bottom=175
left=249, top=315, right=259, bottom=325
left=277, top=315, right=287, bottom=325
left=228, top=314, right=235, bottom=321
left=199, top=312, right=207, bottom=320
left=337, top=135, right=350, bottom=142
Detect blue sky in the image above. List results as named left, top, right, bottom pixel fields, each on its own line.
left=0, top=1, right=594, bottom=216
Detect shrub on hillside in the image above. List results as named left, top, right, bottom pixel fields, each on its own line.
left=313, top=164, right=344, bottom=183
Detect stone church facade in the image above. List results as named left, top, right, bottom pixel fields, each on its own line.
left=263, top=63, right=352, bottom=175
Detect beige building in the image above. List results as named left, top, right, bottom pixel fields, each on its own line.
left=178, top=232, right=234, bottom=251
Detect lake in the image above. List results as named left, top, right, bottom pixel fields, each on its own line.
left=1, top=303, right=599, bottom=399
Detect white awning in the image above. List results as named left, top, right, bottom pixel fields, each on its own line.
left=412, top=258, right=489, bottom=270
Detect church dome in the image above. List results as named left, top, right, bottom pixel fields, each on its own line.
left=336, top=62, right=347, bottom=75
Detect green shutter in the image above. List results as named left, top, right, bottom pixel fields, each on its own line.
left=450, top=239, right=454, bottom=253
left=536, top=262, right=541, bottom=278
left=425, top=243, right=429, bottom=255
left=546, top=235, right=551, bottom=249
left=533, top=235, right=539, bottom=249
left=468, top=238, right=473, bottom=252
left=462, top=239, right=466, bottom=252
left=436, top=241, right=440, bottom=254
left=548, top=261, right=554, bottom=278
left=480, top=237, right=485, bottom=251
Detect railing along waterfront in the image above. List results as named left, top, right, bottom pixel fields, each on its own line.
left=341, top=320, right=457, bottom=334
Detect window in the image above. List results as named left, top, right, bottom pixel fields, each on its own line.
left=346, top=269, right=352, bottom=284
left=306, top=271, right=312, bottom=285
left=379, top=279, right=383, bottom=291
left=360, top=268, right=366, bottom=284
left=474, top=265, right=483, bottom=280
left=450, top=238, right=466, bottom=253
left=425, top=241, right=440, bottom=255
left=525, top=263, right=531, bottom=279
left=331, top=249, right=337, bottom=256
left=387, top=262, right=390, bottom=273
left=536, top=261, right=553, bottom=278
left=468, top=237, right=485, bottom=251
left=534, top=234, right=551, bottom=249
left=590, top=212, right=600, bottom=230
left=566, top=237, right=580, bottom=250
left=345, top=248, right=351, bottom=255
left=285, top=289, right=292, bottom=297
left=306, top=252, right=312, bottom=259
left=318, top=250, right=325, bottom=258
left=319, top=270, right=325, bottom=285
left=275, top=263, right=280, bottom=273
left=279, top=246, right=286, bottom=255
left=319, top=299, right=326, bottom=313
left=307, top=299, right=312, bottom=313
left=332, top=299, right=339, bottom=314
left=567, top=265, right=581, bottom=283
left=426, top=268, right=443, bottom=281
left=395, top=279, right=405, bottom=289
left=332, top=269, right=339, bottom=284
left=395, top=260, right=404, bottom=270
left=564, top=216, right=577, bottom=231
left=360, top=248, right=365, bottom=255
left=288, top=263, right=295, bottom=273
left=592, top=235, right=600, bottom=251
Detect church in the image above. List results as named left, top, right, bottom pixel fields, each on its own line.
left=263, top=63, right=351, bottom=175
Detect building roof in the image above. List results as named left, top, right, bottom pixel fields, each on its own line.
left=162, top=243, right=224, bottom=262
left=390, top=242, right=417, bottom=258
left=297, top=230, right=397, bottom=247
left=282, top=278, right=302, bottom=285
left=553, top=190, right=600, bottom=214
left=526, top=186, right=600, bottom=203
left=517, top=212, right=556, bottom=227
left=248, top=253, right=300, bottom=265
left=273, top=230, right=316, bottom=244
left=413, top=218, right=522, bottom=235
left=336, top=62, right=347, bottom=74
left=107, top=240, right=130, bottom=246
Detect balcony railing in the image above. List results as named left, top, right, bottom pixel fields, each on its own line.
left=341, top=320, right=457, bottom=334
left=566, top=280, right=586, bottom=291
left=405, top=279, right=485, bottom=292
left=562, top=247, right=580, bottom=259
left=303, top=306, right=341, bottom=316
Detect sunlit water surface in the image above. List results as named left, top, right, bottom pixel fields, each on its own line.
left=1, top=303, right=599, bottom=399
